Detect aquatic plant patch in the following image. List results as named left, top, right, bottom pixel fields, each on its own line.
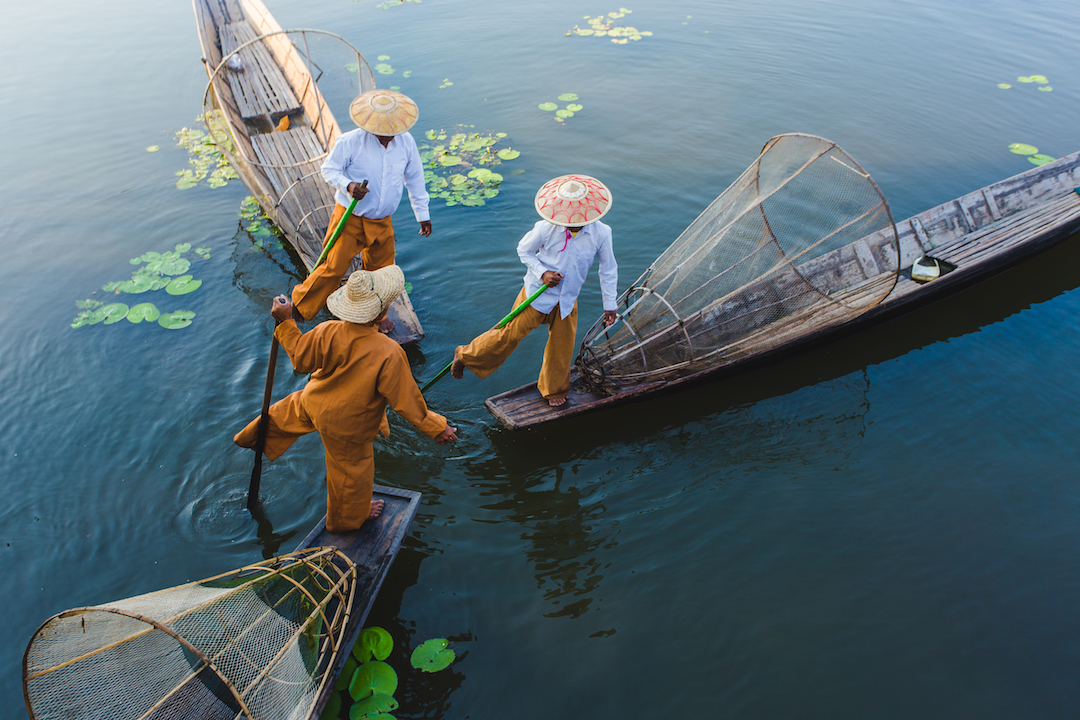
left=71, top=242, right=207, bottom=330
left=539, top=93, right=584, bottom=123
left=175, top=112, right=240, bottom=190
left=567, top=9, right=652, bottom=43
left=240, top=196, right=284, bottom=251
left=319, top=626, right=456, bottom=720
left=418, top=127, right=520, bottom=207
left=997, top=74, right=1051, bottom=92
left=1007, top=143, right=1055, bottom=166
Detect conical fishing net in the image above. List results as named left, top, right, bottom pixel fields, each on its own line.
left=202, top=28, right=375, bottom=266
left=23, top=547, right=356, bottom=720
left=578, top=133, right=900, bottom=385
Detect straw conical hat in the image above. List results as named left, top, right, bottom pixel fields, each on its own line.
left=349, top=90, right=419, bottom=136
left=326, top=265, right=405, bottom=324
left=534, top=174, right=612, bottom=227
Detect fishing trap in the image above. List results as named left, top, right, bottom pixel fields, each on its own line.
left=23, top=547, right=357, bottom=720
left=577, top=133, right=900, bottom=385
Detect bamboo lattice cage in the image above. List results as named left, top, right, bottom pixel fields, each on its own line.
left=23, top=547, right=357, bottom=720
left=577, top=133, right=900, bottom=386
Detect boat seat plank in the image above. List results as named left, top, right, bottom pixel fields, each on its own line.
left=221, top=21, right=302, bottom=120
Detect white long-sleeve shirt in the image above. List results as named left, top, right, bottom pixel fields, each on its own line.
left=321, top=129, right=430, bottom=222
left=517, top=220, right=618, bottom=319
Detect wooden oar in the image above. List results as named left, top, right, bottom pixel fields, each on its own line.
left=247, top=191, right=362, bottom=511
left=421, top=284, right=548, bottom=393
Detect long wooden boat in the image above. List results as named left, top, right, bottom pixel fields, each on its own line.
left=192, top=0, right=424, bottom=344
left=487, top=149, right=1080, bottom=430
left=297, top=484, right=421, bottom=718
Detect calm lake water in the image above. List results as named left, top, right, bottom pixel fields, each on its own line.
left=3, top=0, right=1080, bottom=716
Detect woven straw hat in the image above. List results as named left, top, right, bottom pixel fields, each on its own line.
left=534, top=174, right=612, bottom=227
left=326, top=265, right=405, bottom=324
left=349, top=90, right=419, bottom=136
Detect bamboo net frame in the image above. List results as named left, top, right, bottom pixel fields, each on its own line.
left=23, top=547, right=357, bottom=720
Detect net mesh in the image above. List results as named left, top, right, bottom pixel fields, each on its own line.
left=23, top=547, right=357, bottom=720
left=577, top=133, right=900, bottom=385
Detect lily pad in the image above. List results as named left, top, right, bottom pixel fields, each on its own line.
left=538, top=102, right=558, bottom=111
left=410, top=638, right=455, bottom=672
left=439, top=155, right=462, bottom=166
left=175, top=242, right=191, bottom=253
left=1038, top=86, right=1053, bottom=92
left=349, top=694, right=398, bottom=720
left=348, top=661, right=397, bottom=701
left=377, top=55, right=390, bottom=61
left=997, top=83, right=1011, bottom=89
left=1008, top=143, right=1038, bottom=155
left=1029, top=154, right=1055, bottom=166
left=117, top=276, right=155, bottom=294
left=403, top=281, right=413, bottom=294
left=403, top=70, right=412, bottom=78
left=126, top=303, right=160, bottom=323
left=1017, top=76, right=1035, bottom=83
left=141, top=251, right=162, bottom=263
left=101, top=303, right=129, bottom=325
left=146, top=145, right=159, bottom=152
left=1030, top=74, right=1048, bottom=84
left=352, top=627, right=393, bottom=663
left=496, top=148, right=520, bottom=160
left=159, top=310, right=196, bottom=330
left=556, top=109, right=575, bottom=118
left=166, top=275, right=202, bottom=295
left=160, top=257, right=191, bottom=276
left=565, top=103, right=583, bottom=112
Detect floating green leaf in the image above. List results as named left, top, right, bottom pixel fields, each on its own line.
left=101, top=303, right=129, bottom=325
left=159, top=310, right=196, bottom=330
left=556, top=109, right=575, bottom=118
left=146, top=145, right=159, bottom=152
left=175, top=243, right=191, bottom=253
left=126, top=303, right=160, bottom=323
left=538, top=102, right=558, bottom=111
left=1008, top=143, right=1038, bottom=155
left=410, top=638, right=455, bottom=672
left=557, top=93, right=579, bottom=101
left=1030, top=74, right=1048, bottom=84
left=496, top=148, right=520, bottom=160
left=439, top=155, right=462, bottom=166
left=375, top=63, right=394, bottom=75
left=348, top=661, right=397, bottom=701
left=565, top=103, right=583, bottom=112
left=1017, top=76, right=1035, bottom=83
left=160, top=257, right=192, bottom=276
left=352, top=627, right=393, bottom=663
left=348, top=694, right=398, bottom=720
left=173, top=112, right=237, bottom=190
left=318, top=692, right=342, bottom=720
left=1029, top=153, right=1055, bottom=166
left=403, top=281, right=413, bottom=294
left=166, top=275, right=202, bottom=295
left=345, top=63, right=359, bottom=73
left=1038, top=86, right=1053, bottom=92
left=997, top=83, right=1011, bottom=89
left=377, top=55, right=390, bottom=61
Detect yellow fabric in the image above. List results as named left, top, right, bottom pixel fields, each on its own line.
left=457, top=285, right=578, bottom=399
left=234, top=319, right=446, bottom=531
left=292, top=204, right=396, bottom=320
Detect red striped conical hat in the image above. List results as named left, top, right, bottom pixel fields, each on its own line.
left=534, top=174, right=612, bottom=227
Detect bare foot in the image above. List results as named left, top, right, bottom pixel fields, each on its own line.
left=378, top=317, right=395, bottom=334
left=450, top=357, right=465, bottom=379
left=368, top=499, right=385, bottom=520
left=548, top=396, right=567, bottom=407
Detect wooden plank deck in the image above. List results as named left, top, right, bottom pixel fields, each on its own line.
left=296, top=484, right=421, bottom=720
left=193, top=0, right=425, bottom=346
left=487, top=152, right=1080, bottom=430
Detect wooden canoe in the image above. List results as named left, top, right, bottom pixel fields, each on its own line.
left=191, top=0, right=424, bottom=344
left=487, top=151, right=1080, bottom=430
left=297, top=484, right=421, bottom=719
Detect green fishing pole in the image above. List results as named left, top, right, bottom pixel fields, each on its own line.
left=421, top=284, right=549, bottom=393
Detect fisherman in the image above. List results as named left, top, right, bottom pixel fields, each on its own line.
left=236, top=265, right=457, bottom=531
left=291, top=90, right=431, bottom=329
left=450, top=175, right=618, bottom=407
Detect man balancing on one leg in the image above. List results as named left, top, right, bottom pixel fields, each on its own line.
left=290, top=90, right=431, bottom=331
left=236, top=265, right=457, bottom=531
left=450, top=174, right=618, bottom=407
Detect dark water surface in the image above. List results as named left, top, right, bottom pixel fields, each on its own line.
left=3, top=0, right=1080, bottom=717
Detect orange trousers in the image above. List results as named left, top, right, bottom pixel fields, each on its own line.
left=457, top=285, right=578, bottom=399
left=291, top=205, right=395, bottom=320
left=234, top=390, right=376, bottom=533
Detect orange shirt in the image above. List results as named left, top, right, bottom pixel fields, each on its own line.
left=275, top=319, right=446, bottom=443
